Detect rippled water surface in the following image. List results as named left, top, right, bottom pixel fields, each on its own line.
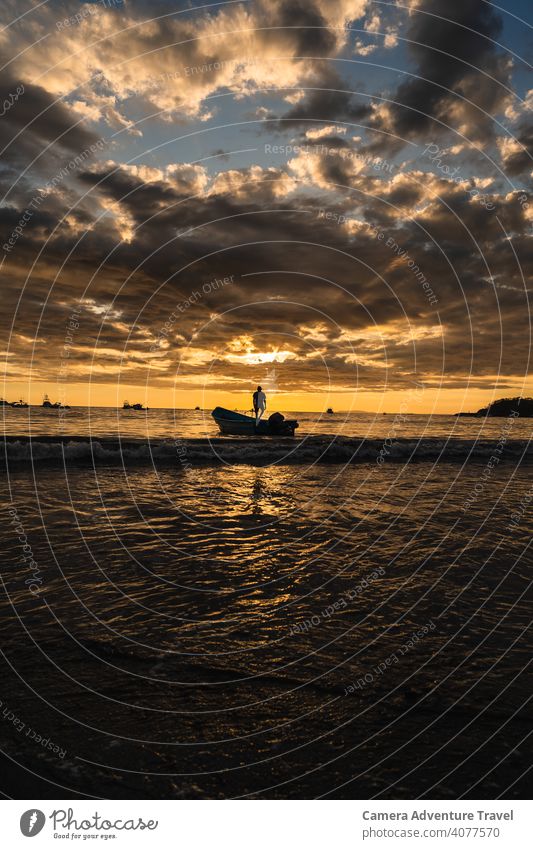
left=2, top=404, right=533, bottom=440
left=0, top=459, right=530, bottom=798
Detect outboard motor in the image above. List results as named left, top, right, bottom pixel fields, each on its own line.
left=268, top=412, right=285, bottom=432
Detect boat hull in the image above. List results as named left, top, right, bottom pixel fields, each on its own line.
left=211, top=407, right=298, bottom=436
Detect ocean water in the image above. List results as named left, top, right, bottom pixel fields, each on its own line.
left=2, top=405, right=532, bottom=467
left=2, top=404, right=533, bottom=441
left=0, top=408, right=531, bottom=798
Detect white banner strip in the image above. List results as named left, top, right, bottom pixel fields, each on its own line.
left=2, top=800, right=531, bottom=848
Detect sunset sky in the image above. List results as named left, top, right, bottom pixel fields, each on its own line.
left=1, top=0, right=531, bottom=413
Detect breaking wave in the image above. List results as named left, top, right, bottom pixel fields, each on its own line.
left=2, top=435, right=532, bottom=467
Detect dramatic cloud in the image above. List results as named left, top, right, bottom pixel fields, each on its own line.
left=269, top=66, right=372, bottom=130
left=0, top=0, right=531, bottom=406
left=0, top=0, right=367, bottom=125
left=361, top=0, right=516, bottom=156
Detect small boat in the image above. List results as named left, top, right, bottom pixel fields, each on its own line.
left=11, top=399, right=29, bottom=408
left=211, top=407, right=298, bottom=436
left=0, top=399, right=9, bottom=406
left=42, top=394, right=69, bottom=409
left=123, top=401, right=148, bottom=410
left=194, top=406, right=201, bottom=411
left=326, top=407, right=334, bottom=414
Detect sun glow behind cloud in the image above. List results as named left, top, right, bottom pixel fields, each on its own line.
left=226, top=349, right=297, bottom=365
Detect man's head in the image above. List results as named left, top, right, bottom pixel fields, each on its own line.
left=257, top=386, right=262, bottom=391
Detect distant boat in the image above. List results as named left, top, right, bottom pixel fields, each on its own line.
left=194, top=406, right=201, bottom=410
left=0, top=398, right=10, bottom=406
left=123, top=401, right=148, bottom=410
left=326, top=407, right=334, bottom=414
left=42, top=395, right=69, bottom=409
left=11, top=399, right=29, bottom=408
left=212, top=407, right=298, bottom=436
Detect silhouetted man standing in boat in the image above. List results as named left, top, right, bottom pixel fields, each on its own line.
left=253, top=385, right=266, bottom=424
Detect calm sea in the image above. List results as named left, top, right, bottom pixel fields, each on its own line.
left=2, top=404, right=533, bottom=441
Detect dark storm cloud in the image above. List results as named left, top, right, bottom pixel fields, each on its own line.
left=367, top=0, right=511, bottom=151
left=395, top=0, right=503, bottom=125
left=0, top=68, right=105, bottom=220
left=276, top=0, right=338, bottom=56
left=268, top=1, right=510, bottom=153
left=270, top=67, right=371, bottom=130
left=0, top=70, right=99, bottom=164
left=77, top=166, right=181, bottom=214
left=501, top=125, right=533, bottom=178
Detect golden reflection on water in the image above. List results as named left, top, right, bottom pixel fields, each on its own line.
left=1, top=461, right=531, bottom=800
left=1, top=462, right=531, bottom=673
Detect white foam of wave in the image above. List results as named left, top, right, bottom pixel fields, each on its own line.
left=2, top=437, right=531, bottom=467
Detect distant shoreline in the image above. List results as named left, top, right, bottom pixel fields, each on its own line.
left=454, top=396, right=533, bottom=418
left=0, top=405, right=505, bottom=416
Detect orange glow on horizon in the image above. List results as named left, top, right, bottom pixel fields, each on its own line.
left=2, top=379, right=532, bottom=416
